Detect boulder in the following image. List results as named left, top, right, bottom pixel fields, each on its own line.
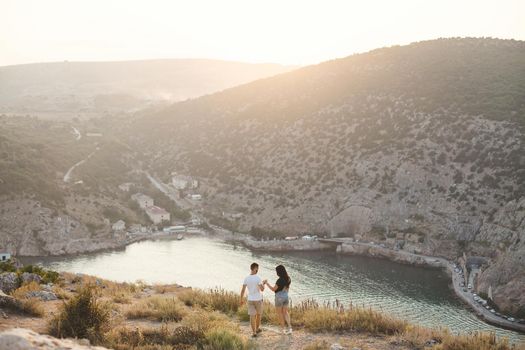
left=26, top=290, right=58, bottom=301
left=0, top=272, right=19, bottom=293
left=21, top=272, right=42, bottom=285
left=0, top=328, right=110, bottom=350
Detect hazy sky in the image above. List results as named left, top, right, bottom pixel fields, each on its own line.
left=1, top=0, right=524, bottom=67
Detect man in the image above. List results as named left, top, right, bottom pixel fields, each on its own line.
left=240, top=262, right=266, bottom=337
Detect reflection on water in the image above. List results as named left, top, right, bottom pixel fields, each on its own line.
left=22, top=237, right=524, bottom=343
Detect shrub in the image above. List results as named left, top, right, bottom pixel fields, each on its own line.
left=200, top=329, right=247, bottom=350
left=178, top=288, right=239, bottom=315
left=0, top=260, right=17, bottom=272
left=126, top=296, right=187, bottom=322
left=20, top=264, right=60, bottom=284
left=49, top=286, right=110, bottom=344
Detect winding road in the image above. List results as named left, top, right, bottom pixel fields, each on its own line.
left=63, top=149, right=98, bottom=183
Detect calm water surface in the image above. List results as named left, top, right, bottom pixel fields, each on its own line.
left=23, top=237, right=524, bottom=343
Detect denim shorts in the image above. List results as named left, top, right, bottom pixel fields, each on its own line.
left=275, top=290, right=289, bottom=307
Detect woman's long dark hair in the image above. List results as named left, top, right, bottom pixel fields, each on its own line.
left=276, top=264, right=291, bottom=287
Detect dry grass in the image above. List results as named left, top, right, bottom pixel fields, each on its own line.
left=403, top=326, right=521, bottom=350
left=303, top=340, right=331, bottom=350
left=52, top=285, right=72, bottom=300
left=126, top=295, right=187, bottom=322
left=179, top=290, right=522, bottom=350
left=10, top=282, right=46, bottom=317
left=153, top=284, right=182, bottom=294
left=108, top=310, right=250, bottom=350
left=293, top=299, right=408, bottom=335
left=178, top=287, right=240, bottom=315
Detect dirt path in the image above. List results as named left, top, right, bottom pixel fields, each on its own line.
left=238, top=322, right=411, bottom=350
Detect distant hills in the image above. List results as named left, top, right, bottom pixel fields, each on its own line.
left=128, top=38, right=525, bottom=314
left=0, top=59, right=296, bottom=117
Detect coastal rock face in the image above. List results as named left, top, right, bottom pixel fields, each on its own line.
left=0, top=198, right=128, bottom=256
left=477, top=198, right=525, bottom=314
left=0, top=328, right=109, bottom=350
left=329, top=206, right=372, bottom=236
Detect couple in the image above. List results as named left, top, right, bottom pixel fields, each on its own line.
left=240, top=262, right=292, bottom=337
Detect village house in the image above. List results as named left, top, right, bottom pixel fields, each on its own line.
left=112, top=220, right=126, bottom=231
left=145, top=206, right=171, bottom=224
left=131, top=193, right=154, bottom=209
left=0, top=252, right=11, bottom=262
left=188, top=194, right=202, bottom=201
left=222, top=212, right=243, bottom=220
left=172, top=175, right=198, bottom=190
left=118, top=183, right=133, bottom=192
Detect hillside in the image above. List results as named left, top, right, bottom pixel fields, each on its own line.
left=0, top=59, right=296, bottom=118
left=0, top=115, right=149, bottom=255
left=127, top=38, right=525, bottom=314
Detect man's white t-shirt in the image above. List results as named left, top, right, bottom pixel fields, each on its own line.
left=243, top=274, right=263, bottom=301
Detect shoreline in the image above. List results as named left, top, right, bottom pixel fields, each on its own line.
left=14, top=227, right=525, bottom=334
left=218, top=232, right=525, bottom=334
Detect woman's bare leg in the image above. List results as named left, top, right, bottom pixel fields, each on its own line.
left=275, top=306, right=285, bottom=330
left=283, top=306, right=291, bottom=329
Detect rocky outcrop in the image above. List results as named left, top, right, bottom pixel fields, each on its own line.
left=21, top=273, right=42, bottom=285
left=0, top=328, right=109, bottom=350
left=0, top=272, right=19, bottom=294
left=329, top=206, right=372, bottom=236
left=0, top=198, right=129, bottom=256
left=477, top=198, right=525, bottom=314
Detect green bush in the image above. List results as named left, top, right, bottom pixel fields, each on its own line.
left=0, top=260, right=17, bottom=272
left=19, top=265, right=60, bottom=284
left=49, top=286, right=110, bottom=344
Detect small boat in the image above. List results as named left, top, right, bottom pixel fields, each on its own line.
left=177, top=234, right=183, bottom=240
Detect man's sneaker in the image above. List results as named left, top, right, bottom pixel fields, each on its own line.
left=285, top=328, right=293, bottom=335
left=252, top=333, right=258, bottom=338
left=256, top=328, right=262, bottom=334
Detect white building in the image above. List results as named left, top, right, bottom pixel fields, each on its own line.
left=118, top=183, right=133, bottom=192
left=0, top=253, right=11, bottom=262
left=188, top=194, right=202, bottom=201
left=112, top=220, right=126, bottom=231
left=145, top=206, right=170, bottom=224
left=131, top=193, right=154, bottom=209
left=172, top=175, right=198, bottom=190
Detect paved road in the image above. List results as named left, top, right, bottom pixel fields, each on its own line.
left=63, top=149, right=98, bottom=183
left=450, top=266, right=525, bottom=332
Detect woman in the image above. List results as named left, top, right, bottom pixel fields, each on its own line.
left=264, top=264, right=292, bottom=334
